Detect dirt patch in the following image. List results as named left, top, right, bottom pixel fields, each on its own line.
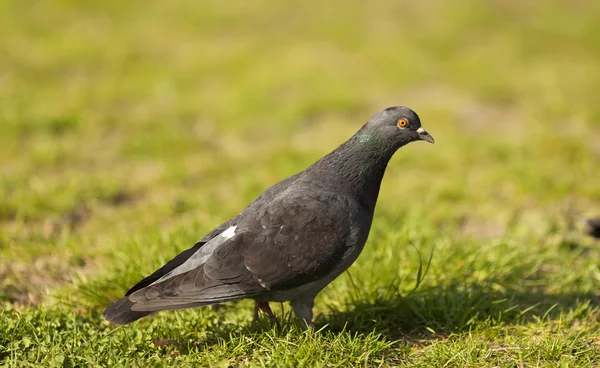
left=104, top=189, right=140, bottom=207
left=0, top=256, right=64, bottom=305
left=0, top=188, right=144, bottom=305
left=456, top=216, right=506, bottom=239
left=0, top=207, right=17, bottom=223
left=39, top=204, right=91, bottom=238
left=152, top=338, right=181, bottom=348
left=0, top=255, right=95, bottom=306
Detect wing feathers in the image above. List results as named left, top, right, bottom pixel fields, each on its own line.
left=124, top=220, right=234, bottom=296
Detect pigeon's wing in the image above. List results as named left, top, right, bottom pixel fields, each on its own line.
left=104, top=223, right=264, bottom=320
left=239, top=191, right=364, bottom=291
left=123, top=172, right=303, bottom=296
left=124, top=220, right=234, bottom=296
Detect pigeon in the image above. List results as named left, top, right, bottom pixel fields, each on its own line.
left=584, top=218, right=600, bottom=239
left=103, top=106, right=434, bottom=328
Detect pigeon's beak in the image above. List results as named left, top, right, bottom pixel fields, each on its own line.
left=416, top=127, right=435, bottom=144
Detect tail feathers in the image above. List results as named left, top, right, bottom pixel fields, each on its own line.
left=103, top=297, right=153, bottom=325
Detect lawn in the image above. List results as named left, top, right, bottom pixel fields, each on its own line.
left=1, top=0, right=600, bottom=366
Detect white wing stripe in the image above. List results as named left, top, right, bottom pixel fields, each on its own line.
left=150, top=225, right=237, bottom=286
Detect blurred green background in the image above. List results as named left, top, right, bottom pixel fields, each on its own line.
left=1, top=0, right=599, bottom=366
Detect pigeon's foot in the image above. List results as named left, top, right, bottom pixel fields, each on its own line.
left=254, top=301, right=280, bottom=327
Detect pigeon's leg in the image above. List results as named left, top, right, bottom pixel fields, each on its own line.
left=290, top=298, right=314, bottom=330
left=252, top=302, right=260, bottom=322
left=255, top=301, right=280, bottom=326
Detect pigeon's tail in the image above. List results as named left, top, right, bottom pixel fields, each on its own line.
left=103, top=298, right=152, bottom=325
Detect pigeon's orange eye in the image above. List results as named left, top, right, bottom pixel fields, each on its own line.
left=397, top=118, right=408, bottom=128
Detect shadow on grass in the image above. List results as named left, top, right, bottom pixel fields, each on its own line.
left=146, top=278, right=599, bottom=357
left=318, top=279, right=600, bottom=343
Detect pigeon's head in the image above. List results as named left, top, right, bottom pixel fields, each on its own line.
left=363, top=106, right=434, bottom=146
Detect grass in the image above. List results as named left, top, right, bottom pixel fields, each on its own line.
left=1, top=0, right=600, bottom=366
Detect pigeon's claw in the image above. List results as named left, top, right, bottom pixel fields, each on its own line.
left=255, top=301, right=280, bottom=327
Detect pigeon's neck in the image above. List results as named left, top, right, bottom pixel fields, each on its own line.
left=306, top=128, right=406, bottom=214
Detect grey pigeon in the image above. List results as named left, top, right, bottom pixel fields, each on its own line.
left=584, top=218, right=600, bottom=239
left=103, top=106, right=434, bottom=328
